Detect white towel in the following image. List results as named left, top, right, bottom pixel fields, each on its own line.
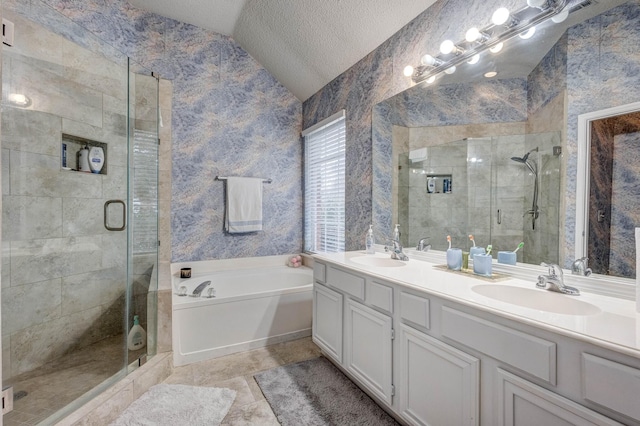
left=225, top=177, right=264, bottom=233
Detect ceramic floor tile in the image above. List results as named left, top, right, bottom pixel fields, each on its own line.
left=193, top=347, right=282, bottom=385
left=243, top=375, right=266, bottom=402
left=208, top=377, right=255, bottom=410
left=162, top=364, right=195, bottom=385
left=220, top=400, right=280, bottom=426
left=269, top=336, right=321, bottom=364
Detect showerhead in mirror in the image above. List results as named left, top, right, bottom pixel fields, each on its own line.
left=511, top=147, right=540, bottom=230
left=511, top=147, right=538, bottom=175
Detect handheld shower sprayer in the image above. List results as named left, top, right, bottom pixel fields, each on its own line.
left=511, top=147, right=540, bottom=230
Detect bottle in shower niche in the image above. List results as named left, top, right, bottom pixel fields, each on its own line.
left=128, top=315, right=146, bottom=351
left=365, top=224, right=375, bottom=254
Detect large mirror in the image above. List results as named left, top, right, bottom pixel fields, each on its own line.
left=373, top=0, right=640, bottom=279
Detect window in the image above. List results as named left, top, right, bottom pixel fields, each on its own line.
left=303, top=110, right=346, bottom=253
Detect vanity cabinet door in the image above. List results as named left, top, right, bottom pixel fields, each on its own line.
left=312, top=283, right=343, bottom=363
left=399, top=325, right=479, bottom=426
left=497, top=368, right=621, bottom=426
left=345, top=299, right=393, bottom=404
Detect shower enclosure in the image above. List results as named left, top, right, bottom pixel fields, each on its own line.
left=1, top=7, right=158, bottom=425
left=397, top=131, right=561, bottom=265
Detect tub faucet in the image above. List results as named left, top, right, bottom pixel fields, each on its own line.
left=571, top=257, right=592, bottom=276
left=190, top=280, right=211, bottom=297
left=537, top=263, right=580, bottom=295
left=385, top=238, right=409, bottom=261
left=416, top=238, right=431, bottom=252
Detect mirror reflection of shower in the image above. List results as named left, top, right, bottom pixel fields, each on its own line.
left=511, top=147, right=539, bottom=230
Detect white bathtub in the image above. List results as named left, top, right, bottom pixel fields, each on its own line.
left=172, top=265, right=313, bottom=366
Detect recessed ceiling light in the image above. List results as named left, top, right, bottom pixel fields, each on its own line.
left=484, top=71, right=498, bottom=78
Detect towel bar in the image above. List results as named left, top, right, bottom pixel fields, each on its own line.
left=216, top=176, right=272, bottom=184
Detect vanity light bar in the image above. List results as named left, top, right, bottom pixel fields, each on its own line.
left=409, top=0, right=568, bottom=84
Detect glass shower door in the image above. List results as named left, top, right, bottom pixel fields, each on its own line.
left=127, top=61, right=159, bottom=367
left=1, top=9, right=157, bottom=425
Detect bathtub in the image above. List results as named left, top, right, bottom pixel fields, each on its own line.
left=172, top=265, right=313, bottom=366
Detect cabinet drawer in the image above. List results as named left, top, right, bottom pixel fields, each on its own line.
left=366, top=280, right=393, bottom=313
left=313, top=262, right=326, bottom=283
left=400, top=291, right=430, bottom=330
left=442, top=307, right=556, bottom=385
left=327, top=266, right=365, bottom=300
left=582, top=353, right=640, bottom=422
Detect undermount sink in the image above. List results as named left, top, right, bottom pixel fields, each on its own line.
left=472, top=284, right=601, bottom=316
left=349, top=255, right=407, bottom=268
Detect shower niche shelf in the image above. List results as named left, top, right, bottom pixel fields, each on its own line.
left=61, top=133, right=108, bottom=175
left=425, top=173, right=452, bottom=194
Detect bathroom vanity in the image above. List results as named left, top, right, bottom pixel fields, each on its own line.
left=311, top=251, right=640, bottom=426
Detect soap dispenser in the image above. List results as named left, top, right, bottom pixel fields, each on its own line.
left=88, top=146, right=104, bottom=174
left=365, top=224, right=375, bottom=254
left=393, top=224, right=401, bottom=242
left=127, top=315, right=146, bottom=351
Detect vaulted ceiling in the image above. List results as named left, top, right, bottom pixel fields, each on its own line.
left=127, top=0, right=438, bottom=101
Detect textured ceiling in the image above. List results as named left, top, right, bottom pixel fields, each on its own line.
left=127, top=0, right=437, bottom=100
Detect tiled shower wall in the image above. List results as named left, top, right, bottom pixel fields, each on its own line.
left=0, top=11, right=153, bottom=378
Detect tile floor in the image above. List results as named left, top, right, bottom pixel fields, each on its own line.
left=4, top=336, right=321, bottom=425
left=3, top=335, right=147, bottom=426
left=163, top=337, right=322, bottom=425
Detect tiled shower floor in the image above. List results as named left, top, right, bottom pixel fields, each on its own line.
left=3, top=334, right=146, bottom=425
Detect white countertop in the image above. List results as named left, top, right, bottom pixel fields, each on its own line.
left=313, top=250, right=640, bottom=359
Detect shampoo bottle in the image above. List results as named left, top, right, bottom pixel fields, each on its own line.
left=127, top=315, right=146, bottom=351
left=365, top=224, right=375, bottom=254
left=78, top=145, right=90, bottom=172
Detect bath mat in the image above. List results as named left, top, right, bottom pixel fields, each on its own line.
left=254, top=356, right=400, bottom=425
left=110, top=384, right=236, bottom=426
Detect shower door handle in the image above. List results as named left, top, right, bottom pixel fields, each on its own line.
left=104, top=200, right=126, bottom=231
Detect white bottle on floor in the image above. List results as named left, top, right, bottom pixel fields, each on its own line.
left=128, top=315, right=146, bottom=351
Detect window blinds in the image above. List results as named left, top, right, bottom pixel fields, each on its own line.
left=304, top=111, right=346, bottom=253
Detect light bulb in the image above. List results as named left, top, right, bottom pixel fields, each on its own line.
left=527, top=0, right=547, bottom=8
left=519, top=27, right=536, bottom=39
left=490, top=42, right=504, bottom=53
left=421, top=54, right=437, bottom=66
left=465, top=27, right=481, bottom=42
left=484, top=71, right=498, bottom=78
left=551, top=7, right=569, bottom=23
left=467, top=54, right=480, bottom=65
left=492, top=8, right=510, bottom=25
left=8, top=94, right=28, bottom=105
left=440, top=40, right=456, bottom=54
left=426, top=75, right=436, bottom=84
left=445, top=66, right=456, bottom=75
left=403, top=65, right=414, bottom=77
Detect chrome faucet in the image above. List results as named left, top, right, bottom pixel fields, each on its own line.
left=416, top=238, right=431, bottom=252
left=190, top=280, right=211, bottom=297
left=571, top=257, right=592, bottom=276
left=385, top=238, right=409, bottom=261
left=537, top=263, right=580, bottom=295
